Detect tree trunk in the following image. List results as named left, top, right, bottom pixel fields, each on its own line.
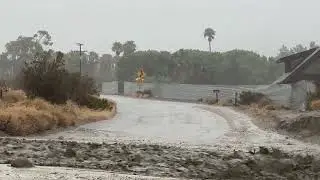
left=209, top=41, right=212, bottom=52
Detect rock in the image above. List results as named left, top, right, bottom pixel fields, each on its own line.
left=129, top=153, right=142, bottom=163
left=40, top=146, right=47, bottom=151
left=64, top=148, right=76, bottom=158
left=3, top=150, right=14, bottom=156
left=77, top=153, right=90, bottom=160
left=6, top=144, right=25, bottom=150
left=311, top=159, right=320, bottom=172
left=259, top=146, right=270, bottom=155
left=30, top=146, right=41, bottom=152
left=47, top=151, right=58, bottom=158
left=227, top=159, right=251, bottom=176
left=176, top=166, right=189, bottom=173
left=58, top=136, right=64, bottom=140
left=275, top=159, right=296, bottom=173
left=10, top=158, right=34, bottom=168
left=32, top=154, right=40, bottom=159
left=271, top=148, right=285, bottom=159
left=156, top=163, right=168, bottom=167
left=232, top=150, right=247, bottom=159
left=89, top=143, right=101, bottom=149
left=131, top=167, right=148, bottom=173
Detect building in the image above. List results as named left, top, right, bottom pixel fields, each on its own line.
left=275, top=47, right=320, bottom=109
left=276, top=47, right=320, bottom=84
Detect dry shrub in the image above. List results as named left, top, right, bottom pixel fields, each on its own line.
left=0, top=106, right=56, bottom=135
left=311, top=100, right=320, bottom=110
left=0, top=97, right=115, bottom=136
left=19, top=98, right=53, bottom=111
left=240, top=91, right=270, bottom=106
left=0, top=98, right=75, bottom=135
left=2, top=90, right=26, bottom=103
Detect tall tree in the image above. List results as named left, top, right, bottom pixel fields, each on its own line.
left=112, top=42, right=123, bottom=56
left=277, top=45, right=291, bottom=59
left=291, top=44, right=307, bottom=54
left=123, top=41, right=136, bottom=56
left=204, top=28, right=216, bottom=52
left=88, top=51, right=99, bottom=63
left=3, top=33, right=47, bottom=78
left=310, top=41, right=319, bottom=49
left=33, top=30, right=53, bottom=49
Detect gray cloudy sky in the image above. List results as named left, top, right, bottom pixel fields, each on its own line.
left=0, top=0, right=319, bottom=56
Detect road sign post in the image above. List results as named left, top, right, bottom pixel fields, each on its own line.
left=136, top=68, right=145, bottom=92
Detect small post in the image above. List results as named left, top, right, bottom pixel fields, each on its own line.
left=213, top=89, right=220, bottom=103
left=234, top=92, right=238, bottom=106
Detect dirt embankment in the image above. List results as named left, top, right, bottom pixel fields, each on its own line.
left=241, top=105, right=320, bottom=145
left=0, top=90, right=116, bottom=136
left=0, top=138, right=319, bottom=180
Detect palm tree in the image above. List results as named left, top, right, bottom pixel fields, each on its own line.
left=112, top=42, right=123, bottom=56
left=204, top=28, right=216, bottom=52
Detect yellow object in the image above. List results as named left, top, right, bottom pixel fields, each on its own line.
left=136, top=69, right=145, bottom=84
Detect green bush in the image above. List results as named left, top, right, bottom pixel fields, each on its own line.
left=20, top=51, right=99, bottom=106
left=239, top=91, right=268, bottom=105
left=86, top=95, right=114, bottom=110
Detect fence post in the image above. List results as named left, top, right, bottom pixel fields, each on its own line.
left=213, top=90, right=220, bottom=103
left=234, top=92, right=238, bottom=106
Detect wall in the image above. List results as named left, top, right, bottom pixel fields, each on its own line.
left=102, top=81, right=260, bottom=101
left=101, top=81, right=315, bottom=110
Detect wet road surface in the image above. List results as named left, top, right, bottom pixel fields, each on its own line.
left=43, top=95, right=320, bottom=152
left=82, top=96, right=230, bottom=145
left=4, top=96, right=320, bottom=179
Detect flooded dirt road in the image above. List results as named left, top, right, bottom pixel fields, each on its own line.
left=43, top=96, right=320, bottom=153
left=2, top=96, right=320, bottom=179
left=60, top=95, right=230, bottom=145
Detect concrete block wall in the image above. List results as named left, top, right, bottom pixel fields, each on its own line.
left=101, top=81, right=315, bottom=110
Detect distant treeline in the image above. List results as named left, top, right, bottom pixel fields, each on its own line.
left=0, top=30, right=318, bottom=85
left=118, top=49, right=282, bottom=85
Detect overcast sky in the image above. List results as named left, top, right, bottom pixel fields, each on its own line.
left=0, top=0, right=319, bottom=56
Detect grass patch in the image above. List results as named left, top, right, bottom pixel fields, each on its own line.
left=0, top=91, right=116, bottom=136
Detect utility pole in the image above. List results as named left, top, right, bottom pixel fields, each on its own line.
left=76, top=43, right=84, bottom=76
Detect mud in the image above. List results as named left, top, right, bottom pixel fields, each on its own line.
left=0, top=138, right=319, bottom=179
left=2, top=96, right=320, bottom=179
left=243, top=106, right=320, bottom=145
